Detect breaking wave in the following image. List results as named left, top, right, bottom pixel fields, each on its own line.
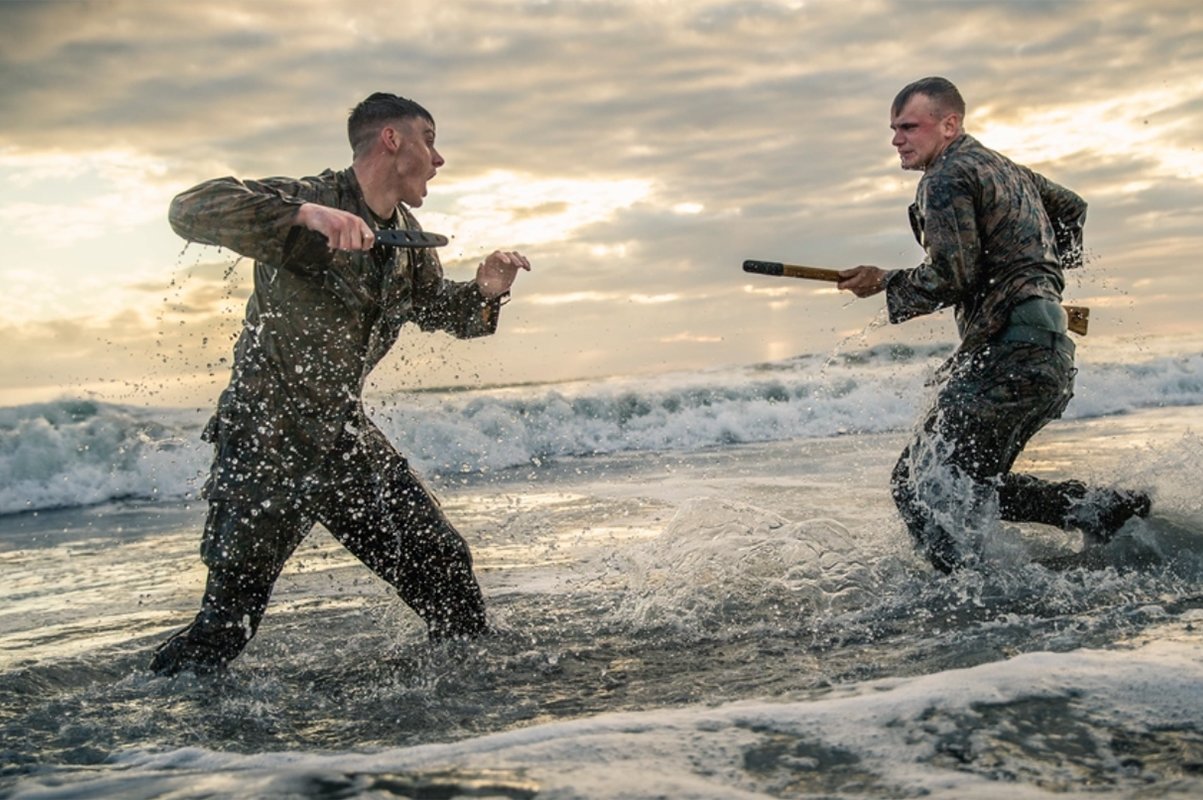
left=2, top=346, right=1199, bottom=515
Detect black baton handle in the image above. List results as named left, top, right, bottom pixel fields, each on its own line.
left=742, top=259, right=785, bottom=276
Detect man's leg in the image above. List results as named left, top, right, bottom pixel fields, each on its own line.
left=892, top=342, right=1075, bottom=572
left=891, top=442, right=969, bottom=574
left=998, top=474, right=1151, bottom=544
left=316, top=433, right=488, bottom=641
left=150, top=497, right=311, bottom=675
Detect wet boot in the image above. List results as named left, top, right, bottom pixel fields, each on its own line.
left=149, top=572, right=272, bottom=676
left=149, top=620, right=237, bottom=676
left=1068, top=488, right=1152, bottom=545
left=414, top=574, right=489, bottom=643
left=923, top=531, right=965, bottom=575
left=999, top=475, right=1151, bottom=545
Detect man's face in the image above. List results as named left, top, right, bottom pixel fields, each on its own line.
left=390, top=117, right=444, bottom=207
left=890, top=94, right=959, bottom=171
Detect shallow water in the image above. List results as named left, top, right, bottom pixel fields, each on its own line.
left=3, top=407, right=1203, bottom=798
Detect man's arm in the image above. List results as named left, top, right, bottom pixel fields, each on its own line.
left=169, top=176, right=310, bottom=264
left=1024, top=167, right=1087, bottom=269
left=169, top=175, right=375, bottom=268
left=411, top=249, right=531, bottom=339
left=885, top=175, right=982, bottom=324
left=838, top=174, right=981, bottom=321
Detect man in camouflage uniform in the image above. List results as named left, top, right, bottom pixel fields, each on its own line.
left=838, top=77, right=1149, bottom=573
left=150, top=93, right=530, bottom=675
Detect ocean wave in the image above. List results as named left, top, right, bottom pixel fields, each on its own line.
left=1, top=347, right=1199, bottom=515
left=0, top=399, right=208, bottom=516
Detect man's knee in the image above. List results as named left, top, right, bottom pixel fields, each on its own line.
left=890, top=454, right=917, bottom=515
left=201, top=498, right=306, bottom=574
left=152, top=499, right=304, bottom=676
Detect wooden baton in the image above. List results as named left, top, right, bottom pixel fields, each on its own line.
left=742, top=260, right=1089, bottom=336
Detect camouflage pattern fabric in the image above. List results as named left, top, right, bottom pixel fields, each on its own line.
left=169, top=167, right=501, bottom=502
left=150, top=427, right=486, bottom=675
left=884, top=134, right=1087, bottom=354
left=890, top=341, right=1076, bottom=573
left=152, top=168, right=498, bottom=673
left=881, top=134, right=1101, bottom=573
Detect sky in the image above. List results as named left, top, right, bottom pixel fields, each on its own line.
left=1, top=0, right=1201, bottom=407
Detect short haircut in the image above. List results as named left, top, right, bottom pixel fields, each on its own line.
left=347, top=92, right=435, bottom=157
left=892, top=76, right=966, bottom=120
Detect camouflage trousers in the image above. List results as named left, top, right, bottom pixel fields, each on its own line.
left=891, top=338, right=1090, bottom=573
left=150, top=427, right=487, bottom=675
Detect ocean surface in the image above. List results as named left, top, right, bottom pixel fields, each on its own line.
left=3, top=344, right=1203, bottom=798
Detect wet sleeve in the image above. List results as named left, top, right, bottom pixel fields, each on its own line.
left=1024, top=167, right=1088, bottom=269
left=410, top=247, right=504, bottom=339
left=885, top=172, right=981, bottom=324
left=168, top=176, right=330, bottom=271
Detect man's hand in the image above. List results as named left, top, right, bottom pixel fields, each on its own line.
left=475, top=250, right=531, bottom=298
left=837, top=265, right=888, bottom=298
left=295, top=203, right=376, bottom=251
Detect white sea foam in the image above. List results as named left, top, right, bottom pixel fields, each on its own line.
left=610, top=498, right=894, bottom=633
left=14, top=636, right=1201, bottom=798
left=1, top=347, right=1199, bottom=515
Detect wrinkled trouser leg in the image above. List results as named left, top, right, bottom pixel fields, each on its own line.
left=151, top=423, right=489, bottom=676
left=891, top=342, right=1075, bottom=573
left=315, top=429, right=488, bottom=641
left=150, top=498, right=311, bottom=675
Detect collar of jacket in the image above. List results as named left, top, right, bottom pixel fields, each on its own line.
left=926, top=132, right=974, bottom=174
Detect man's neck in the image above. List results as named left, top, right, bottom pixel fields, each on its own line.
left=924, top=131, right=967, bottom=171
left=941, top=130, right=967, bottom=156
left=352, top=160, right=401, bottom=219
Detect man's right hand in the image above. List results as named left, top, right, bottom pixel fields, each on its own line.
left=837, top=265, right=888, bottom=298
left=295, top=203, right=376, bottom=251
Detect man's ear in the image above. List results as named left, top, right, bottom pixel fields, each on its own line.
left=941, top=113, right=962, bottom=139
left=382, top=124, right=404, bottom=153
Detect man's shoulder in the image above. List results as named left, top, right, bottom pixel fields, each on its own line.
left=928, top=135, right=1030, bottom=192
left=296, top=167, right=355, bottom=190
left=273, top=167, right=364, bottom=212
left=956, top=135, right=1030, bottom=174
left=241, top=167, right=352, bottom=200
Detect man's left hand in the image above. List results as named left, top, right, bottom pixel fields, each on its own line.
left=476, top=250, right=531, bottom=298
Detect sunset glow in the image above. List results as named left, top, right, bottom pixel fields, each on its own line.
left=1, top=0, right=1200, bottom=403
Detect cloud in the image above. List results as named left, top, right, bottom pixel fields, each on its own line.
left=421, top=170, right=654, bottom=254
left=974, top=86, right=1203, bottom=179
left=0, top=0, right=1201, bottom=404
left=0, top=148, right=175, bottom=245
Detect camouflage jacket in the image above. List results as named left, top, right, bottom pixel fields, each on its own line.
left=169, top=167, right=502, bottom=499
left=884, top=134, right=1087, bottom=353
